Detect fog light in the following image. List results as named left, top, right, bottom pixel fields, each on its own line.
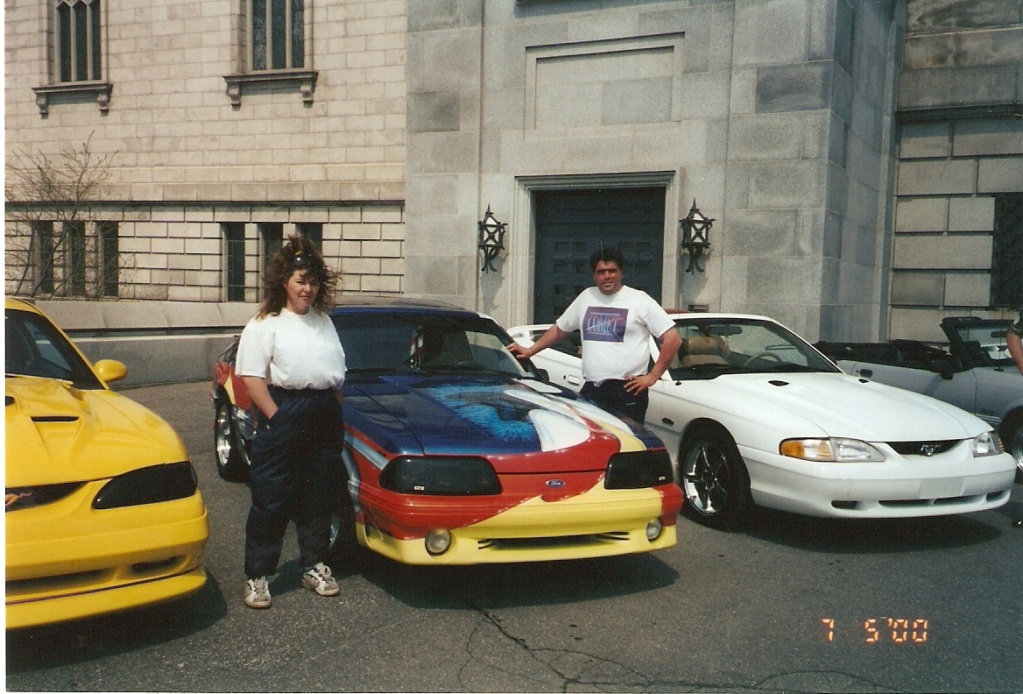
left=425, top=529, right=452, bottom=556
left=645, top=519, right=663, bottom=542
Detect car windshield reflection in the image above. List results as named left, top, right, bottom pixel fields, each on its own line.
left=668, top=318, right=838, bottom=379
left=4, top=310, right=103, bottom=389
left=334, top=312, right=531, bottom=379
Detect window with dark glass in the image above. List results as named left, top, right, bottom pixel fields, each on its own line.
left=33, top=222, right=55, bottom=295
left=65, top=221, right=86, bottom=296
left=296, top=222, right=322, bottom=249
left=98, top=221, right=118, bottom=297
left=56, top=0, right=101, bottom=82
left=259, top=221, right=283, bottom=259
left=251, top=0, right=304, bottom=70
left=224, top=223, right=246, bottom=302
left=991, top=193, right=1023, bottom=309
left=257, top=223, right=283, bottom=300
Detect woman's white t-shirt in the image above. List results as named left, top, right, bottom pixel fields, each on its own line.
left=235, top=308, right=347, bottom=390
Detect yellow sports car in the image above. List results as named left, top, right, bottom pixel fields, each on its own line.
left=5, top=298, right=209, bottom=629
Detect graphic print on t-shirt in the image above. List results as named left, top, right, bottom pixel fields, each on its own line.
left=582, top=307, right=628, bottom=343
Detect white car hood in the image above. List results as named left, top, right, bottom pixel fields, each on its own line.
left=678, top=372, right=987, bottom=442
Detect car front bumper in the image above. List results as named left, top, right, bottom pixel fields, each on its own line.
left=741, top=446, right=1016, bottom=519
left=6, top=486, right=209, bottom=629
left=356, top=484, right=682, bottom=565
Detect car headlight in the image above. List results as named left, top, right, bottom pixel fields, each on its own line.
left=971, top=431, right=1004, bottom=457
left=379, top=456, right=501, bottom=496
left=93, top=462, right=199, bottom=509
left=780, top=438, right=885, bottom=462
left=604, top=450, right=673, bottom=489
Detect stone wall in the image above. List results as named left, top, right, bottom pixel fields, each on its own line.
left=890, top=0, right=1023, bottom=341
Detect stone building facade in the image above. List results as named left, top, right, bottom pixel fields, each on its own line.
left=5, top=0, right=408, bottom=306
left=5, top=0, right=1022, bottom=348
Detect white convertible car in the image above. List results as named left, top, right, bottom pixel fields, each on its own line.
left=509, top=314, right=1017, bottom=530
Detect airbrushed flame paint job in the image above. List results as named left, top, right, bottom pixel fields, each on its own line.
left=211, top=302, right=684, bottom=564
left=340, top=375, right=682, bottom=545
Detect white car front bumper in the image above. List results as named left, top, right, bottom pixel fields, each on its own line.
left=740, top=445, right=1016, bottom=519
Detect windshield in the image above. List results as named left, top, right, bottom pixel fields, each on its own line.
left=5, top=309, right=104, bottom=389
left=949, top=320, right=1013, bottom=367
left=667, top=318, right=839, bottom=379
left=333, top=312, right=532, bottom=379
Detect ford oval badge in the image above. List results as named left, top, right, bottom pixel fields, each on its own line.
left=546, top=479, right=565, bottom=488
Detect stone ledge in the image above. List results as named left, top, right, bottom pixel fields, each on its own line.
left=36, top=300, right=257, bottom=332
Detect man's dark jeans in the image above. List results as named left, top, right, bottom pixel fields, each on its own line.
left=580, top=379, right=649, bottom=425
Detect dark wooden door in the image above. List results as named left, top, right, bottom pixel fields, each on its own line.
left=533, top=187, right=665, bottom=323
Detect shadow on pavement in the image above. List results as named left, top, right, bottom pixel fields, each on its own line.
left=348, top=548, right=680, bottom=612
left=746, top=505, right=1007, bottom=553
left=5, top=573, right=228, bottom=674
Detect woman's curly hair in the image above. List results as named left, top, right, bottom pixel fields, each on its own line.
left=257, top=235, right=338, bottom=317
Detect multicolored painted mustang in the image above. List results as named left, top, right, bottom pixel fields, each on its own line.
left=212, top=298, right=682, bottom=565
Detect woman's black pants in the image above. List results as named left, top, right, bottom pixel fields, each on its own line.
left=244, top=387, right=344, bottom=579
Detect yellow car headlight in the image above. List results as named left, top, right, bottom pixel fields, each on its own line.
left=93, top=462, right=198, bottom=509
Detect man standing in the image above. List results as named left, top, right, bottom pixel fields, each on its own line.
left=510, top=247, right=681, bottom=425
left=1006, top=306, right=1023, bottom=529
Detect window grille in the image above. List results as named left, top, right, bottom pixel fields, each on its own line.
left=98, top=221, right=118, bottom=298
left=33, top=222, right=55, bottom=295
left=65, top=222, right=86, bottom=296
left=224, top=223, right=246, bottom=302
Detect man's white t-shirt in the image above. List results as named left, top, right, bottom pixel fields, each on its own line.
left=556, top=285, right=675, bottom=384
left=235, top=308, right=347, bottom=390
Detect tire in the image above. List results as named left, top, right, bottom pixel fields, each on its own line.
left=327, top=480, right=360, bottom=563
left=1000, top=411, right=1023, bottom=484
left=679, top=424, right=754, bottom=531
left=214, top=399, right=250, bottom=482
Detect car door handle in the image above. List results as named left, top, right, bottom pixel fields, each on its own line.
left=566, top=375, right=581, bottom=386
left=858, top=368, right=873, bottom=377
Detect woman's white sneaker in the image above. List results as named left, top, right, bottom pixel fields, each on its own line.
left=244, top=576, right=272, bottom=609
left=301, top=562, right=340, bottom=596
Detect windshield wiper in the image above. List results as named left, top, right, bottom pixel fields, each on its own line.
left=346, top=365, right=416, bottom=376
left=420, top=362, right=522, bottom=377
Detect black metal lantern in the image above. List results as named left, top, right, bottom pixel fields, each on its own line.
left=477, top=205, right=507, bottom=273
left=680, top=200, right=714, bottom=273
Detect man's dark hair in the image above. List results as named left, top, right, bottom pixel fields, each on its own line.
left=589, top=246, right=626, bottom=271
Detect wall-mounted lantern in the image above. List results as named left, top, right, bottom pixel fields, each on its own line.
left=680, top=200, right=715, bottom=274
left=477, top=205, right=507, bottom=273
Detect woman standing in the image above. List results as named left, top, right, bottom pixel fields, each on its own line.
left=235, top=236, right=347, bottom=609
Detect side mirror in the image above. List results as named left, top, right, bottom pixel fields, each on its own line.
left=93, top=359, right=128, bottom=384
left=535, top=368, right=550, bottom=383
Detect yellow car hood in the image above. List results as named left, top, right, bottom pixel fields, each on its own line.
left=5, top=376, right=189, bottom=486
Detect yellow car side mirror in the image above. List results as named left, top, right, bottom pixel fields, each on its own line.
left=93, top=359, right=128, bottom=384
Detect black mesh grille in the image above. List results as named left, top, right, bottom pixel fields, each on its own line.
left=888, top=440, right=959, bottom=457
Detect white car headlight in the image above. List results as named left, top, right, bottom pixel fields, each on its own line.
left=971, top=431, right=1004, bottom=457
left=780, top=438, right=886, bottom=463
